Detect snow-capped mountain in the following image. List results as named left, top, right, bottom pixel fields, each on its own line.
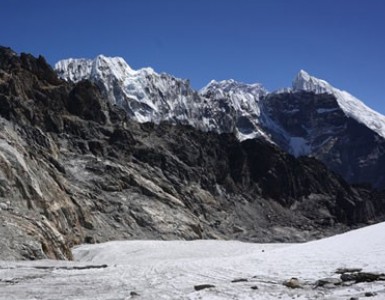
left=199, top=79, right=269, bottom=140
left=293, top=69, right=385, bottom=139
left=3, top=45, right=385, bottom=270
left=55, top=56, right=269, bottom=139
left=263, top=71, right=385, bottom=188
left=55, top=56, right=385, bottom=188
left=56, top=55, right=206, bottom=126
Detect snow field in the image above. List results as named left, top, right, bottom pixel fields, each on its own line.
left=0, top=222, right=384, bottom=299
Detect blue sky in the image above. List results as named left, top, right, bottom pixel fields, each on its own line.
left=1, top=0, right=385, bottom=113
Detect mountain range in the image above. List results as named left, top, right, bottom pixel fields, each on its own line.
left=56, top=56, right=385, bottom=188
left=0, top=46, right=384, bottom=260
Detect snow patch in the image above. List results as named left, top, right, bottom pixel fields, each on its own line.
left=316, top=107, right=339, bottom=114
left=289, top=137, right=311, bottom=156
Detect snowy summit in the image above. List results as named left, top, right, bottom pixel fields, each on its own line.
left=55, top=56, right=385, bottom=188
left=293, top=69, right=385, bottom=139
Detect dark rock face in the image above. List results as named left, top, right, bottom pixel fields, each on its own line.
left=262, top=91, right=385, bottom=189
left=340, top=272, right=385, bottom=283
left=194, top=284, right=216, bottom=291
left=314, top=277, right=342, bottom=288
left=0, top=46, right=384, bottom=260
left=67, top=80, right=108, bottom=124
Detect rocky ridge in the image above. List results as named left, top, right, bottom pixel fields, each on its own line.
left=56, top=57, right=385, bottom=188
left=0, top=46, right=384, bottom=260
left=263, top=90, right=385, bottom=187
left=55, top=56, right=269, bottom=140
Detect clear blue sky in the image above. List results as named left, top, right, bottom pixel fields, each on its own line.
left=1, top=0, right=385, bottom=113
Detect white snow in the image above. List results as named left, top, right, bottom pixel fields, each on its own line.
left=289, top=136, right=311, bottom=156
left=55, top=58, right=271, bottom=140
left=55, top=55, right=137, bottom=83
left=237, top=131, right=259, bottom=141
left=200, top=79, right=269, bottom=139
left=317, top=107, right=339, bottom=114
left=293, top=69, right=385, bottom=139
left=1, top=222, right=385, bottom=299
left=55, top=56, right=205, bottom=127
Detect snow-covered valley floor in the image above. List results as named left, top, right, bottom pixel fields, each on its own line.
left=1, top=223, right=385, bottom=300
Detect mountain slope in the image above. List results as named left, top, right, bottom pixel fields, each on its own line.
left=1, top=46, right=384, bottom=259
left=55, top=56, right=270, bottom=140
left=199, top=79, right=269, bottom=140
left=293, top=69, right=385, bottom=139
left=262, top=72, right=385, bottom=187
left=55, top=57, right=385, bottom=188
left=56, top=55, right=205, bottom=125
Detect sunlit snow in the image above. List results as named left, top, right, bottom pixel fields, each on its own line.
left=0, top=222, right=384, bottom=299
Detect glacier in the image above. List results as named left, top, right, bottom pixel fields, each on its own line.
left=1, top=221, right=384, bottom=299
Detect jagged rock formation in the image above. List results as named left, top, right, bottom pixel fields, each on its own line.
left=55, top=56, right=208, bottom=129
left=55, top=57, right=269, bottom=140
left=206, top=72, right=385, bottom=189
left=0, top=46, right=384, bottom=260
left=55, top=57, right=385, bottom=188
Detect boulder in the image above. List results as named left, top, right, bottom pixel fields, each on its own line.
left=335, top=268, right=363, bottom=274
left=283, top=277, right=301, bottom=289
left=315, top=277, right=342, bottom=288
left=194, top=284, right=215, bottom=291
left=340, top=272, right=385, bottom=283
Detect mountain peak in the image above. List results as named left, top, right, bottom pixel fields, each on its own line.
left=200, top=78, right=266, bottom=96
left=291, top=70, right=385, bottom=139
left=55, top=55, right=159, bottom=84
left=94, top=55, right=133, bottom=70
left=297, top=69, right=310, bottom=78
left=292, top=70, right=331, bottom=94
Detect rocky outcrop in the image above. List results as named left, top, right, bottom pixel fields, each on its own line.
left=0, top=46, right=384, bottom=260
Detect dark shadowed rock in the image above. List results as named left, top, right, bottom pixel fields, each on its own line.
left=340, top=272, right=385, bottom=283
left=263, top=91, right=385, bottom=189
left=315, top=277, right=342, bottom=288
left=67, top=80, right=107, bottom=124
left=336, top=268, right=363, bottom=274
left=194, top=284, right=215, bottom=291
left=365, top=292, right=377, bottom=297
left=231, top=278, right=248, bottom=283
